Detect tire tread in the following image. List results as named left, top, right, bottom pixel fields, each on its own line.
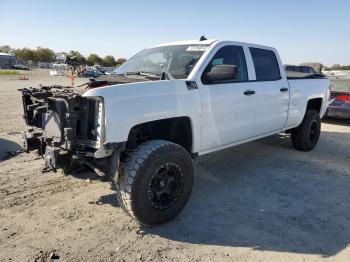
left=291, top=109, right=320, bottom=151
left=116, top=140, right=182, bottom=221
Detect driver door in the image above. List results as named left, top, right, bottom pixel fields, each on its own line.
left=197, top=45, right=257, bottom=152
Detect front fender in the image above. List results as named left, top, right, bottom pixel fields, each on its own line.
left=83, top=80, right=202, bottom=152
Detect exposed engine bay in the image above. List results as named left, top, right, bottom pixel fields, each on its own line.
left=19, top=73, right=162, bottom=174
left=20, top=85, right=119, bottom=174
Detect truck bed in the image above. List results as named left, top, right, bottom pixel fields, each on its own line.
left=286, top=70, right=326, bottom=79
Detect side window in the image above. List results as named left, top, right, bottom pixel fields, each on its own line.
left=301, top=66, right=309, bottom=73
left=250, top=48, right=281, bottom=81
left=202, top=45, right=248, bottom=84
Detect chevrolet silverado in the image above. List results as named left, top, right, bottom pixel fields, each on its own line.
left=20, top=38, right=330, bottom=226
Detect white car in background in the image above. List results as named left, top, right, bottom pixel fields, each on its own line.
left=50, top=64, right=68, bottom=76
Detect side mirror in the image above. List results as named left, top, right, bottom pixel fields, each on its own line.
left=204, top=64, right=238, bottom=83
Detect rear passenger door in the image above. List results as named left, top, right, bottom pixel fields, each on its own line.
left=249, top=47, right=289, bottom=136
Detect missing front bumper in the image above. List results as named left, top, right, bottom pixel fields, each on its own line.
left=23, top=129, right=122, bottom=177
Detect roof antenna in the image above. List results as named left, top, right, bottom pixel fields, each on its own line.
left=200, top=36, right=207, bottom=41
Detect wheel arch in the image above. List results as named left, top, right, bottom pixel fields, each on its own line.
left=125, top=116, right=195, bottom=154
left=306, top=97, right=323, bottom=113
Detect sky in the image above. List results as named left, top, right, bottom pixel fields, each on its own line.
left=1, top=0, right=349, bottom=66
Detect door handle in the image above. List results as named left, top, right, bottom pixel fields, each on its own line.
left=244, top=90, right=255, bottom=96
left=280, top=87, right=289, bottom=92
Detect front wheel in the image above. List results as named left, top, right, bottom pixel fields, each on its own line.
left=291, top=109, right=321, bottom=151
left=115, top=140, right=194, bottom=226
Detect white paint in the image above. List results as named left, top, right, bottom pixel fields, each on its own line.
left=83, top=40, right=330, bottom=155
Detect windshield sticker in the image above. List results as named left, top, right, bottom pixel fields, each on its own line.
left=186, top=46, right=208, bottom=52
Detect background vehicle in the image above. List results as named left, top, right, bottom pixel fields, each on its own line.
left=285, top=65, right=316, bottom=74
left=79, top=69, right=104, bottom=78
left=50, top=64, right=67, bottom=76
left=327, top=91, right=350, bottom=119
left=326, top=77, right=350, bottom=119
left=300, top=62, right=324, bottom=74
left=20, top=39, right=330, bottom=226
left=12, top=64, right=30, bottom=70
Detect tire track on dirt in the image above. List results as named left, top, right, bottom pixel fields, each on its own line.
left=0, top=173, right=92, bottom=209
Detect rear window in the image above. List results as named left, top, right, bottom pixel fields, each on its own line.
left=250, top=48, right=281, bottom=81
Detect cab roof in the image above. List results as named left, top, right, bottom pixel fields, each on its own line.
left=153, top=39, right=218, bottom=47
left=151, top=39, right=275, bottom=52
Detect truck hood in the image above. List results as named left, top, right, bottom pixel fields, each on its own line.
left=83, top=75, right=151, bottom=91
left=83, top=79, right=191, bottom=99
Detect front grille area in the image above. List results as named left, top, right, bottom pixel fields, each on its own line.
left=20, top=86, right=102, bottom=152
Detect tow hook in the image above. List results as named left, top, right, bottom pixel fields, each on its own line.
left=84, top=162, right=106, bottom=177
left=82, top=150, right=120, bottom=179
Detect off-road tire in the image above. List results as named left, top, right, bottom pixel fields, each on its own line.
left=291, top=109, right=321, bottom=151
left=115, top=140, right=194, bottom=226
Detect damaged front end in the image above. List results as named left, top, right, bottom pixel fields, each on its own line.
left=20, top=85, right=120, bottom=175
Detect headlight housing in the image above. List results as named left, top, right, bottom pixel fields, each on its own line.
left=90, top=97, right=105, bottom=149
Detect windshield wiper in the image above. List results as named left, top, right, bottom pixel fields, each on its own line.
left=160, top=66, right=174, bottom=80
left=121, top=69, right=173, bottom=80
left=123, top=71, right=160, bottom=78
left=140, top=71, right=161, bottom=78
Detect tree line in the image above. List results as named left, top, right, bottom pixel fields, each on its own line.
left=0, top=45, right=126, bottom=67
left=2, top=44, right=349, bottom=70
left=324, top=64, right=350, bottom=71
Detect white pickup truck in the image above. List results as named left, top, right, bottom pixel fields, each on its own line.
left=20, top=38, right=330, bottom=226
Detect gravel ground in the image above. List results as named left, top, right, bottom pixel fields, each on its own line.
left=0, top=74, right=350, bottom=262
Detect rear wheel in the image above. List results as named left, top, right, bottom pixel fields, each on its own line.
left=291, top=109, right=321, bottom=151
left=115, top=140, right=194, bottom=226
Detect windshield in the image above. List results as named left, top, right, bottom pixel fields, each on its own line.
left=114, top=45, right=209, bottom=79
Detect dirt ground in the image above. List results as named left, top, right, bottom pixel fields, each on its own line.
left=1, top=74, right=350, bottom=262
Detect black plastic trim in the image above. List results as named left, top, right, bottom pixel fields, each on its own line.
left=244, top=90, right=256, bottom=96
left=249, top=47, right=282, bottom=81
left=202, top=77, right=283, bottom=86
left=186, top=81, right=198, bottom=90
left=201, top=45, right=248, bottom=85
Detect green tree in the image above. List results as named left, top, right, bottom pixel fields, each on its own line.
left=87, top=54, right=102, bottom=66
left=35, top=47, right=55, bottom=62
left=0, top=45, right=12, bottom=54
left=102, top=55, right=116, bottom=67
left=116, top=58, right=126, bottom=66
left=69, top=50, right=86, bottom=64
left=15, top=48, right=36, bottom=62
left=331, top=64, right=341, bottom=70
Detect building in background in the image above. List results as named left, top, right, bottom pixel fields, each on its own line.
left=0, top=52, right=16, bottom=69
left=55, top=52, right=67, bottom=64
